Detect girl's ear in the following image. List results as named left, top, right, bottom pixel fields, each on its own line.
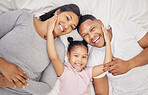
left=55, top=9, right=61, bottom=16
left=67, top=52, right=70, bottom=60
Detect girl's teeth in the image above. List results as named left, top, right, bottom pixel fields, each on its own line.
left=76, top=63, right=81, bottom=66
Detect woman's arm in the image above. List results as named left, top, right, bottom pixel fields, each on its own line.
left=92, top=26, right=112, bottom=77
left=47, top=15, right=64, bottom=77
left=0, top=74, right=15, bottom=87
left=0, top=9, right=29, bottom=88
left=0, top=57, right=29, bottom=88
left=0, top=10, right=23, bottom=39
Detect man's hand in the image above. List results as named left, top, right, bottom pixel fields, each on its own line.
left=0, top=61, right=29, bottom=88
left=0, top=74, right=15, bottom=87
left=103, top=57, right=132, bottom=76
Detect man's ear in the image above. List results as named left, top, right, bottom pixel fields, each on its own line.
left=67, top=52, right=70, bottom=60
left=97, top=19, right=104, bottom=27
left=55, top=9, right=61, bottom=16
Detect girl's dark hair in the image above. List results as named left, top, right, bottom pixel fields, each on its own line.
left=40, top=4, right=81, bottom=21
left=67, top=37, right=88, bottom=53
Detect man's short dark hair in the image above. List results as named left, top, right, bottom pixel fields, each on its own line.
left=77, top=14, right=97, bottom=32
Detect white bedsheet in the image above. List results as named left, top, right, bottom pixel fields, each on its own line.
left=0, top=0, right=148, bottom=95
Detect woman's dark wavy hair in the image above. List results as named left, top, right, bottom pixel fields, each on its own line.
left=67, top=37, right=88, bottom=53
left=40, top=4, right=81, bottom=21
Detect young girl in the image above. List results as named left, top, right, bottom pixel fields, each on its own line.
left=47, top=15, right=112, bottom=95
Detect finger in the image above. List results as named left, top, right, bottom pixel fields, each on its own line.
left=108, top=69, right=117, bottom=74
left=19, top=72, right=29, bottom=80
left=17, top=66, right=25, bottom=74
left=112, top=57, right=118, bottom=61
left=103, top=66, right=112, bottom=72
left=112, top=72, right=118, bottom=76
left=16, top=75, right=28, bottom=86
left=17, top=67, right=29, bottom=80
left=104, top=61, right=116, bottom=67
left=12, top=78, right=25, bottom=88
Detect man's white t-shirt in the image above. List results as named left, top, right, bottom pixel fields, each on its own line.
left=87, top=21, right=148, bottom=95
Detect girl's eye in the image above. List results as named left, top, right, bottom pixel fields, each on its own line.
left=82, top=56, right=87, bottom=58
left=74, top=55, right=78, bottom=57
left=66, top=16, right=69, bottom=21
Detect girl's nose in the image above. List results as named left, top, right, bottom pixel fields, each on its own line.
left=78, top=57, right=82, bottom=62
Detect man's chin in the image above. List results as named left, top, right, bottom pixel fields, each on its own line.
left=93, top=43, right=104, bottom=48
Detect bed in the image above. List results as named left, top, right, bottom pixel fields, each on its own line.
left=0, top=0, right=148, bottom=95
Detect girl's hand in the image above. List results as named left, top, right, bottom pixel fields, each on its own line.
left=0, top=74, right=15, bottom=87
left=102, top=26, right=110, bottom=43
left=47, top=14, right=58, bottom=34
left=0, top=62, right=29, bottom=88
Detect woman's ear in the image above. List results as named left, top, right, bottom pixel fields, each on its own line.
left=55, top=9, right=61, bottom=16
left=97, top=19, right=104, bottom=27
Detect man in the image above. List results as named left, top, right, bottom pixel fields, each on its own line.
left=77, top=15, right=148, bottom=95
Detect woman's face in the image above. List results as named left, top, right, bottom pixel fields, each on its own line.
left=53, top=11, right=79, bottom=37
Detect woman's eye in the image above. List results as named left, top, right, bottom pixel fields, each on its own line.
left=71, top=26, right=74, bottom=30
left=83, top=34, right=88, bottom=38
left=66, top=16, right=69, bottom=21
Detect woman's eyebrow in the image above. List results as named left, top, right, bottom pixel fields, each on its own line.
left=68, top=14, right=72, bottom=20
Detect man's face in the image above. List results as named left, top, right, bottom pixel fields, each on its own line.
left=78, top=19, right=105, bottom=48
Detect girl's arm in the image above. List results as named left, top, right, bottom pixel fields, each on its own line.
left=47, top=16, right=64, bottom=77
left=92, top=26, right=112, bottom=77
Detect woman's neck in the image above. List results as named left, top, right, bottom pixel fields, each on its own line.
left=33, top=17, right=48, bottom=40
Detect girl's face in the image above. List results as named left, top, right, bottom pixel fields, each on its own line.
left=67, top=45, right=88, bottom=70
left=53, top=10, right=79, bottom=37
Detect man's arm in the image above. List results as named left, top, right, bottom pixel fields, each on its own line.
left=104, top=32, right=148, bottom=75
left=93, top=76, right=109, bottom=95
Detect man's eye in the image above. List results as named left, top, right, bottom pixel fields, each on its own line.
left=91, top=27, right=95, bottom=32
left=66, top=16, right=69, bottom=21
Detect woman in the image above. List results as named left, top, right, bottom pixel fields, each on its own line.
left=0, top=4, right=81, bottom=95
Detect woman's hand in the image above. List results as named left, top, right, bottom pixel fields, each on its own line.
left=102, top=26, right=110, bottom=43
left=0, top=60, right=29, bottom=88
left=0, top=74, right=15, bottom=87
left=47, top=15, right=58, bottom=34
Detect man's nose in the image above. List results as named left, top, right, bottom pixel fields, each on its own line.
left=89, top=33, right=94, bottom=41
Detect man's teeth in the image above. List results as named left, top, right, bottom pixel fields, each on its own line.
left=59, top=25, right=64, bottom=32
left=93, top=36, right=100, bottom=43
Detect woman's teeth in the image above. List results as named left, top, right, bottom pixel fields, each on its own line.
left=59, top=25, right=64, bottom=32
left=93, top=36, right=100, bottom=43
